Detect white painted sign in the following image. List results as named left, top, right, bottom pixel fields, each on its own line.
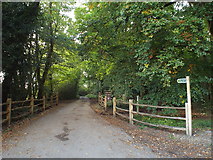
left=177, top=76, right=192, bottom=136
left=177, top=78, right=186, bottom=83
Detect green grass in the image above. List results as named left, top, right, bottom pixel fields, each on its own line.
left=192, top=119, right=212, bottom=129
left=134, top=115, right=212, bottom=130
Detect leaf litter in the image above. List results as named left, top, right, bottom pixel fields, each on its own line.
left=90, top=102, right=212, bottom=158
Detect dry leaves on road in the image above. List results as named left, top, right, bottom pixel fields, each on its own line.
left=90, top=102, right=212, bottom=158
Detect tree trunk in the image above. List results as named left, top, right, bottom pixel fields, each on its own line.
left=38, top=2, right=54, bottom=98
left=35, top=32, right=41, bottom=98
left=27, top=36, right=33, bottom=98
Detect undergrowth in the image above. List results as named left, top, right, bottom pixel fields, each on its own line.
left=134, top=115, right=211, bottom=130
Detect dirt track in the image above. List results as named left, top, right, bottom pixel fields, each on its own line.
left=2, top=100, right=159, bottom=158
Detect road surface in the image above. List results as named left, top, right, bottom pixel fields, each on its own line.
left=3, top=100, right=158, bottom=158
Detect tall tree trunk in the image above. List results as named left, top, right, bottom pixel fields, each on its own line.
left=38, top=2, right=54, bottom=98
left=27, top=36, right=33, bottom=98
left=35, top=32, right=41, bottom=98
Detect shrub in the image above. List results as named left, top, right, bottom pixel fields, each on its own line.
left=58, top=82, right=78, bottom=100
left=86, top=93, right=97, bottom=99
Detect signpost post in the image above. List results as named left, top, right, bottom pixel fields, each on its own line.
left=136, top=95, right=139, bottom=113
left=186, top=76, right=192, bottom=136
left=177, top=76, right=192, bottom=136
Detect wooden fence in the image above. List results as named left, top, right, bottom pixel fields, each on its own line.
left=1, top=94, right=59, bottom=126
left=98, top=93, right=107, bottom=111
left=112, top=97, right=192, bottom=136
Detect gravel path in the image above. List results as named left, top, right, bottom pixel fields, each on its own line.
left=3, top=100, right=158, bottom=158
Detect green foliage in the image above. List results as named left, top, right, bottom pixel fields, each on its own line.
left=2, top=2, right=81, bottom=101
left=58, top=81, right=78, bottom=100
left=106, top=101, right=113, bottom=108
left=75, top=2, right=212, bottom=111
left=85, top=93, right=97, bottom=99
left=160, top=108, right=178, bottom=116
left=78, top=87, right=89, bottom=96
left=134, top=115, right=211, bottom=130
left=192, top=119, right=212, bottom=129
left=138, top=124, right=146, bottom=130
left=2, top=2, right=40, bottom=101
left=117, top=103, right=129, bottom=110
left=2, top=2, right=212, bottom=111
left=134, top=115, right=185, bottom=128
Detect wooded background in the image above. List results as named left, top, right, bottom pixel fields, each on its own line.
left=1, top=2, right=212, bottom=113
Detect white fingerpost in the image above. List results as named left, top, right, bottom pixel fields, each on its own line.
left=136, top=95, right=139, bottom=113
left=185, top=103, right=189, bottom=135
left=186, top=76, right=192, bottom=136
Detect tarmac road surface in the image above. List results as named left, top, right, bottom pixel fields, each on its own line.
left=3, top=100, right=158, bottom=158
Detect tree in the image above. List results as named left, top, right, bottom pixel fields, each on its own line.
left=2, top=2, right=40, bottom=101
left=75, top=2, right=212, bottom=110
left=2, top=2, right=80, bottom=101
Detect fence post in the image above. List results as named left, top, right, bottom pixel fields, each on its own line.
left=6, top=98, right=12, bottom=126
left=129, top=99, right=133, bottom=125
left=136, top=95, right=139, bottom=113
left=104, top=95, right=107, bottom=111
left=43, top=96, right=46, bottom=111
left=30, top=96, right=34, bottom=115
left=113, top=97, right=116, bottom=117
left=186, top=76, right=192, bottom=136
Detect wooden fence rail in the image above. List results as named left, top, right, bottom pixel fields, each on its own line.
left=98, top=93, right=107, bottom=111
left=1, top=94, right=59, bottom=126
left=112, top=97, right=192, bottom=136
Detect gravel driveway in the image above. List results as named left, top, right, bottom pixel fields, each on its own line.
left=3, top=100, right=159, bottom=158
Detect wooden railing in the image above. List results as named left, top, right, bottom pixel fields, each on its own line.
left=98, top=94, right=107, bottom=111
left=1, top=94, right=59, bottom=126
left=112, top=97, right=192, bottom=136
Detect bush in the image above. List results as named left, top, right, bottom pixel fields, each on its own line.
left=85, top=93, right=97, bottom=99
left=78, top=87, right=89, bottom=96
left=58, top=82, right=78, bottom=100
